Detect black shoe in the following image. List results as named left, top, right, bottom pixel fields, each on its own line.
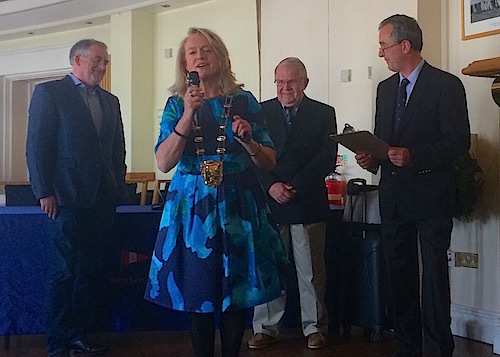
left=69, top=339, right=109, bottom=355
left=48, top=350, right=70, bottom=357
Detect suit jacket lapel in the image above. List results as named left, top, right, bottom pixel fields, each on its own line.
left=379, top=75, right=399, bottom=144
left=97, top=89, right=113, bottom=140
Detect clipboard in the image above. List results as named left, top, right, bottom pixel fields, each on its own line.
left=331, top=131, right=390, bottom=160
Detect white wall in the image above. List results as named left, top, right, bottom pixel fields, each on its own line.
left=110, top=10, right=156, bottom=172
left=260, top=0, right=329, bottom=104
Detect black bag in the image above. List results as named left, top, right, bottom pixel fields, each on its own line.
left=343, top=178, right=389, bottom=342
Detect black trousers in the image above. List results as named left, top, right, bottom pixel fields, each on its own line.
left=45, top=205, right=115, bottom=354
left=381, top=216, right=454, bottom=357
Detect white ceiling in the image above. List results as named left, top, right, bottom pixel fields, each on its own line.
left=0, top=0, right=68, bottom=15
left=0, top=0, right=207, bottom=41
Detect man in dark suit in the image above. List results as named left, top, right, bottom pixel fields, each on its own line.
left=356, top=15, right=470, bottom=357
left=26, top=39, right=127, bottom=357
left=248, top=57, right=337, bottom=350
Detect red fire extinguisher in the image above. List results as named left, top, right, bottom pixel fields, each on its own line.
left=325, top=172, right=346, bottom=208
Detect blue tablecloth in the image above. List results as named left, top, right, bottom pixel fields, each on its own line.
left=0, top=205, right=190, bottom=335
left=0, top=205, right=345, bottom=336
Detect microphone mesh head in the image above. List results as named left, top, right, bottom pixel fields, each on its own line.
left=188, top=71, right=200, bottom=86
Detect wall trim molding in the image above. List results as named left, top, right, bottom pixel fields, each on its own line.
left=4, top=68, right=70, bottom=82
left=0, top=69, right=68, bottom=181
left=0, top=43, right=72, bottom=57
left=451, top=303, right=500, bottom=354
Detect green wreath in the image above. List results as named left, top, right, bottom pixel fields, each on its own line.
left=454, top=152, right=484, bottom=221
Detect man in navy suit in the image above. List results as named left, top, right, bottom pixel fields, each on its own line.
left=26, top=39, right=127, bottom=357
left=356, top=15, right=470, bottom=357
left=248, top=57, right=337, bottom=350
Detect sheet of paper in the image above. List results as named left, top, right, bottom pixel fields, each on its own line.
left=331, top=131, right=390, bottom=160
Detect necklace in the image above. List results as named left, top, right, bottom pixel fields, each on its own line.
left=192, top=96, right=233, bottom=187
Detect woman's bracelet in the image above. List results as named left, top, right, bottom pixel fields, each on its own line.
left=249, top=143, right=263, bottom=157
left=173, top=128, right=188, bottom=139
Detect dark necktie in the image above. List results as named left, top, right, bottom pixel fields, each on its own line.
left=393, top=78, right=410, bottom=134
left=284, top=106, right=293, bottom=132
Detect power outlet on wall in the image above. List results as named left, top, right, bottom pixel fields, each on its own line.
left=455, top=252, right=479, bottom=269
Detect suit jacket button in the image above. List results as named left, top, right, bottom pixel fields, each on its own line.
left=96, top=163, right=101, bottom=168
left=391, top=171, right=397, bottom=176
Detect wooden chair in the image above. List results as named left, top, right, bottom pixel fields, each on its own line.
left=152, top=179, right=171, bottom=205
left=125, top=172, right=156, bottom=205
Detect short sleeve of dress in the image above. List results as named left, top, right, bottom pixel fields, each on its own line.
left=155, top=96, right=184, bottom=153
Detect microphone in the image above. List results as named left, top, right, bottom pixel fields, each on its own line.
left=236, top=127, right=251, bottom=144
left=187, top=71, right=200, bottom=126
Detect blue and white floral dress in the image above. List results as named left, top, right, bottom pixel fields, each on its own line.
left=144, top=89, right=287, bottom=313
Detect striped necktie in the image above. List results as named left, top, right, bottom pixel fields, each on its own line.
left=393, top=78, right=410, bottom=134
left=284, top=106, right=293, bottom=132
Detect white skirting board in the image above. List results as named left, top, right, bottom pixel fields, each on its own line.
left=451, top=303, right=500, bottom=354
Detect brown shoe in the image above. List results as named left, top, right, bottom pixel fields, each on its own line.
left=307, top=332, right=327, bottom=349
left=247, top=333, right=277, bottom=349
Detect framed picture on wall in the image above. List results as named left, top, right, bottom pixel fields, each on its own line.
left=462, top=0, right=500, bottom=40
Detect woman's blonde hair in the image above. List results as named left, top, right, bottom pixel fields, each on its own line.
left=169, top=27, right=243, bottom=96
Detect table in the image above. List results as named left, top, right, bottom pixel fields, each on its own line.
left=0, top=204, right=346, bottom=340
left=0, top=205, right=190, bottom=337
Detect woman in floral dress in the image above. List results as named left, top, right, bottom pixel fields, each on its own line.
left=144, top=27, right=287, bottom=357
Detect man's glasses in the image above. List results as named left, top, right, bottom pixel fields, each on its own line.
left=274, top=79, right=300, bottom=87
left=379, top=42, right=401, bottom=53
